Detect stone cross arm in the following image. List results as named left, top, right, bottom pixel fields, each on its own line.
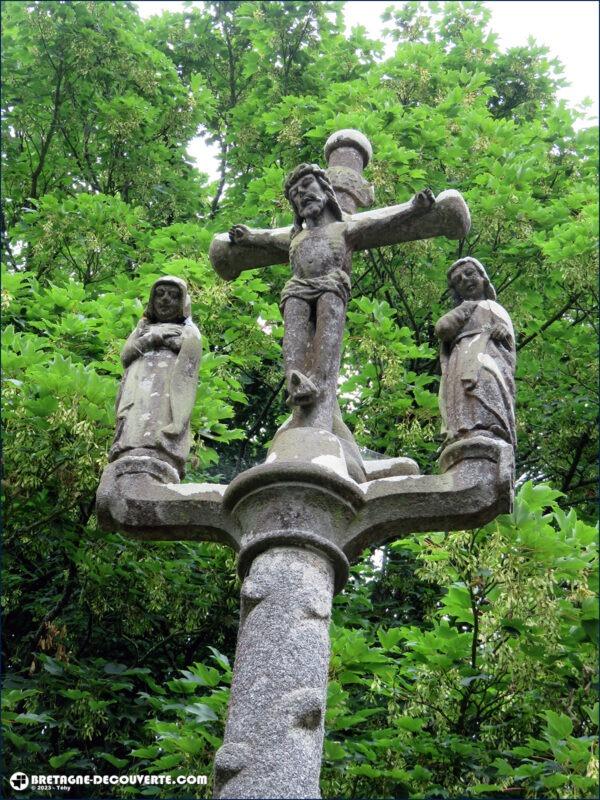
left=342, top=437, right=513, bottom=563
left=96, top=456, right=241, bottom=550
left=209, top=189, right=471, bottom=281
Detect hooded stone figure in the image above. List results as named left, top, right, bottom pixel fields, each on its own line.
left=109, top=276, right=202, bottom=477
left=435, top=257, right=516, bottom=449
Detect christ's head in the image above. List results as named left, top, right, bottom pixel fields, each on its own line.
left=284, top=163, right=343, bottom=237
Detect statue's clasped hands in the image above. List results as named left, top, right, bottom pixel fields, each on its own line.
left=138, top=324, right=183, bottom=354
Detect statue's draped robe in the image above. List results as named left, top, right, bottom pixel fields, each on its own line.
left=109, top=319, right=201, bottom=476
left=439, top=300, right=516, bottom=447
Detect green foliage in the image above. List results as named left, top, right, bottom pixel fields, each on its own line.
left=2, top=0, right=208, bottom=230
left=323, top=484, right=598, bottom=798
left=2, top=649, right=230, bottom=797
left=2, top=2, right=597, bottom=797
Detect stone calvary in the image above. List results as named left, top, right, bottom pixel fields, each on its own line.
left=97, top=130, right=516, bottom=799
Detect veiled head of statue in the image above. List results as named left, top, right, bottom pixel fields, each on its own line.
left=145, top=276, right=191, bottom=323
left=447, top=257, right=497, bottom=306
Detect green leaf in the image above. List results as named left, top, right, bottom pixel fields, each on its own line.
left=25, top=395, right=59, bottom=417
left=49, top=750, right=80, bottom=768
left=183, top=703, right=218, bottom=722
left=323, top=740, right=346, bottom=761
left=174, top=736, right=204, bottom=756
left=99, top=752, right=129, bottom=769
left=581, top=619, right=598, bottom=645
left=208, top=646, right=231, bottom=672
left=377, top=627, right=404, bottom=650
left=517, top=481, right=564, bottom=512
left=14, top=711, right=55, bottom=725
left=584, top=702, right=599, bottom=727
left=131, top=746, right=160, bottom=759
left=39, top=656, right=64, bottom=676
left=396, top=717, right=425, bottom=732
left=543, top=710, right=574, bottom=739
left=541, top=772, right=570, bottom=789
left=151, top=753, right=184, bottom=771
left=59, top=689, right=89, bottom=700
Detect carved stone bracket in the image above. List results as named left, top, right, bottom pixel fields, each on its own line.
left=97, top=434, right=512, bottom=588
left=343, top=436, right=514, bottom=562
left=96, top=455, right=239, bottom=549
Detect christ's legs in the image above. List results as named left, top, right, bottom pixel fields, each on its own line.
left=312, top=292, right=346, bottom=390
left=282, top=292, right=345, bottom=427
left=301, top=292, right=346, bottom=429
left=283, top=297, right=317, bottom=405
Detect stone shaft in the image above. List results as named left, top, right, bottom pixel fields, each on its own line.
left=324, top=128, right=375, bottom=215
left=214, top=547, right=334, bottom=799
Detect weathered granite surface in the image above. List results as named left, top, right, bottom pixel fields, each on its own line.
left=214, top=547, right=334, bottom=799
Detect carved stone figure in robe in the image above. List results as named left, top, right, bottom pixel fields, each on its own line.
left=109, top=276, right=202, bottom=477
left=435, top=257, right=516, bottom=449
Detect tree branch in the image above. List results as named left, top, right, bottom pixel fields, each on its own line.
left=561, top=426, right=593, bottom=494
left=236, top=376, right=285, bottom=471
left=29, top=63, right=64, bottom=201
left=29, top=559, right=77, bottom=663
left=210, top=138, right=228, bottom=218
left=517, top=295, right=578, bottom=350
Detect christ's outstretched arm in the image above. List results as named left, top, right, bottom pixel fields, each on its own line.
left=209, top=224, right=292, bottom=280
left=345, top=189, right=470, bottom=252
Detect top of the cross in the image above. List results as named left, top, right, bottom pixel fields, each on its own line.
left=324, top=129, right=372, bottom=169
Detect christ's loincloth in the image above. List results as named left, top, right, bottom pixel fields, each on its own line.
left=280, top=268, right=351, bottom=311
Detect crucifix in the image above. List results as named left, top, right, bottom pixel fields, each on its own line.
left=210, top=130, right=473, bottom=482
left=97, top=130, right=514, bottom=799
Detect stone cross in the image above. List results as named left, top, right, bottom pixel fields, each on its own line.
left=97, top=131, right=514, bottom=799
